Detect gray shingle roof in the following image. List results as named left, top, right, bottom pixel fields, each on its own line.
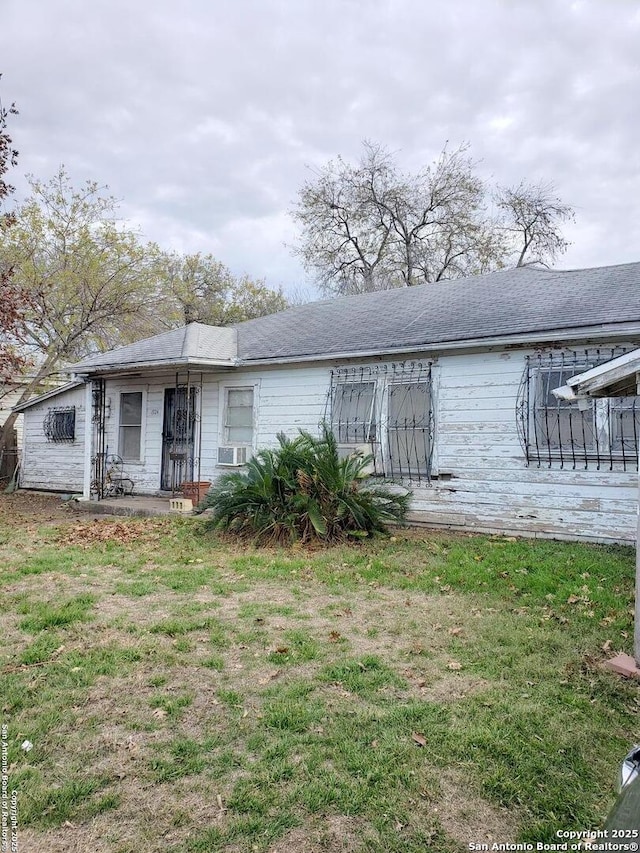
left=70, top=262, right=640, bottom=374
left=234, top=262, right=640, bottom=361
left=73, top=323, right=237, bottom=372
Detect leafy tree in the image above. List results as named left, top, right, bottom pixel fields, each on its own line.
left=0, top=166, right=159, bottom=451
left=201, top=425, right=410, bottom=544
left=156, top=252, right=288, bottom=327
left=291, top=141, right=572, bottom=295
left=0, top=75, right=31, bottom=385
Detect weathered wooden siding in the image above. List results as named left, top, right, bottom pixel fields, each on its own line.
left=18, top=347, right=639, bottom=543
left=100, top=367, right=330, bottom=493
left=410, top=349, right=638, bottom=543
left=20, top=385, right=86, bottom=492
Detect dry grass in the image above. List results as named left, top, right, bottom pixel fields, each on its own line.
left=0, top=491, right=636, bottom=852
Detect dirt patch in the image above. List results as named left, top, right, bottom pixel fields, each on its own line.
left=268, top=815, right=378, bottom=853
left=0, top=491, right=82, bottom=525
left=432, top=768, right=520, bottom=847
left=16, top=826, right=114, bottom=853
left=17, top=774, right=231, bottom=853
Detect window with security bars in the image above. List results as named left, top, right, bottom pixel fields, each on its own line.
left=387, top=381, right=431, bottom=479
left=43, top=407, right=76, bottom=443
left=331, top=382, right=377, bottom=443
left=327, top=363, right=434, bottom=483
left=516, top=349, right=640, bottom=470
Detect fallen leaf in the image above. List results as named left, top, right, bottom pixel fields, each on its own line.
left=447, top=660, right=463, bottom=671
left=274, top=646, right=289, bottom=655
left=602, top=639, right=613, bottom=652
left=448, top=627, right=463, bottom=636
left=411, top=732, right=427, bottom=747
left=329, top=631, right=341, bottom=642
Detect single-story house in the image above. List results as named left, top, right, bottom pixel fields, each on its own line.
left=15, top=261, right=640, bottom=543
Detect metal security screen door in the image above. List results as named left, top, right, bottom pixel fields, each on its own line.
left=161, top=385, right=198, bottom=491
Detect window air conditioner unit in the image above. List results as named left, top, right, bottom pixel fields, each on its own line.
left=217, top=446, right=248, bottom=466
left=337, top=444, right=375, bottom=475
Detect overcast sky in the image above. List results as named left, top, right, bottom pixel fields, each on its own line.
left=3, top=0, right=640, bottom=298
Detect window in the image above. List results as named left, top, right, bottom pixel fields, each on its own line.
left=387, top=382, right=431, bottom=478
left=331, top=382, right=377, bottom=443
left=533, top=368, right=596, bottom=452
left=327, top=363, right=434, bottom=483
left=610, top=397, right=639, bottom=454
left=43, top=407, right=75, bottom=443
left=517, top=349, right=640, bottom=470
left=119, top=392, right=143, bottom=461
left=223, top=388, right=254, bottom=445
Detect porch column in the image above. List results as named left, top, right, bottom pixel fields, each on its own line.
left=82, top=380, right=92, bottom=500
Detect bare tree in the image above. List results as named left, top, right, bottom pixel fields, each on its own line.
left=291, top=143, right=398, bottom=295
left=495, top=181, right=574, bottom=268
left=291, top=142, right=573, bottom=294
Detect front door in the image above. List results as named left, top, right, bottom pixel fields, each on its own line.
left=161, top=387, right=197, bottom=491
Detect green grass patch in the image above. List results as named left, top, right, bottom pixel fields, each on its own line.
left=319, top=655, right=406, bottom=696
left=2, top=508, right=636, bottom=852
left=17, top=594, right=96, bottom=632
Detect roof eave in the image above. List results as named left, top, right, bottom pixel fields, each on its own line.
left=73, top=355, right=239, bottom=377
left=12, top=380, right=86, bottom=413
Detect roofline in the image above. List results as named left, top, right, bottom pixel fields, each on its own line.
left=61, top=321, right=640, bottom=377
left=239, top=322, right=640, bottom=367
left=12, top=380, right=85, bottom=413
left=73, top=355, right=240, bottom=377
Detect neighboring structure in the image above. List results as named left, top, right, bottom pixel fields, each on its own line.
left=15, top=262, right=640, bottom=542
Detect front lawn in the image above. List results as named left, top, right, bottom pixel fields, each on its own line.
left=0, top=494, right=637, bottom=851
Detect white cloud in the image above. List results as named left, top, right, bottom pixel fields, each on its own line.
left=3, top=0, right=640, bottom=295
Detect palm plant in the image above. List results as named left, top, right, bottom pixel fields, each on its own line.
left=201, top=424, right=410, bottom=544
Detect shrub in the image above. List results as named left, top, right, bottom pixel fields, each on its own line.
left=201, top=425, right=410, bottom=544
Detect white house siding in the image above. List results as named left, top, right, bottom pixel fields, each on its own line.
left=17, top=346, right=639, bottom=543
left=215, top=353, right=638, bottom=543
left=100, top=367, right=330, bottom=494
left=104, top=377, right=162, bottom=493
left=20, top=385, right=86, bottom=492
left=408, top=348, right=638, bottom=543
